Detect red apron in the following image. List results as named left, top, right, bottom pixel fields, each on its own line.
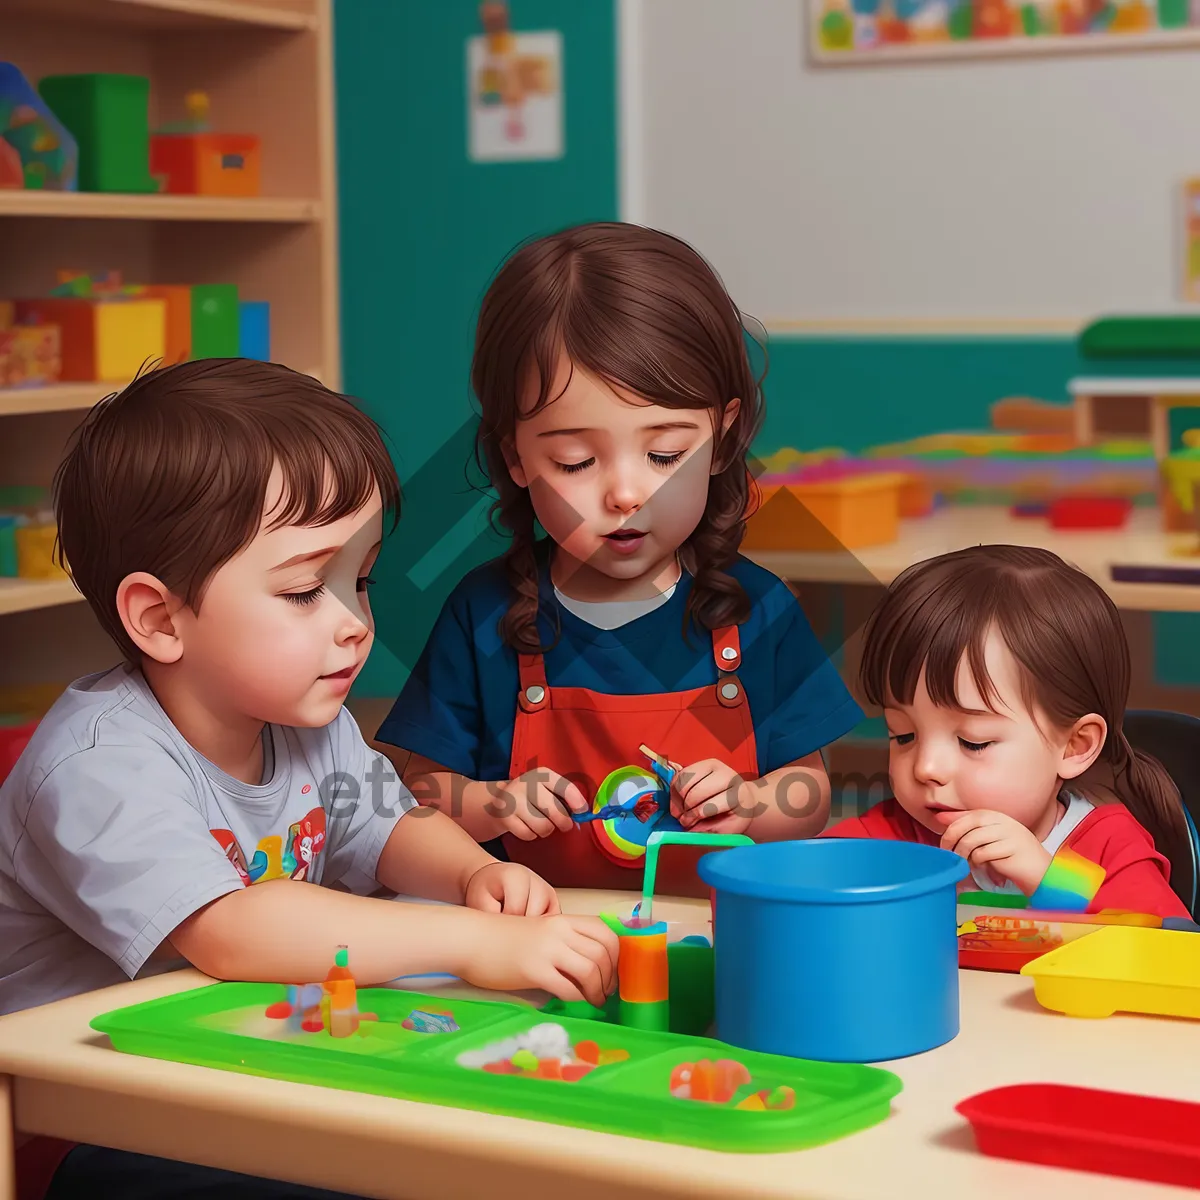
left=505, top=624, right=758, bottom=898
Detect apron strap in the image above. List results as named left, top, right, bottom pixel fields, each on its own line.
left=711, top=626, right=746, bottom=708
left=517, top=653, right=550, bottom=712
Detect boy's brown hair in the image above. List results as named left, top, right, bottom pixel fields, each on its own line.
left=53, top=358, right=401, bottom=664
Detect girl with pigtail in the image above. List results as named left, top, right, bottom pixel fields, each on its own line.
left=378, top=222, right=863, bottom=897
left=826, top=543, right=1194, bottom=919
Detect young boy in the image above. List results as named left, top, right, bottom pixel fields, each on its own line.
left=0, top=359, right=618, bottom=1199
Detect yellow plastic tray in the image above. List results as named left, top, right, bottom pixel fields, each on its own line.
left=1020, top=925, right=1200, bottom=1020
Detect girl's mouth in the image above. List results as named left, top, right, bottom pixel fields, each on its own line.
left=603, top=529, right=647, bottom=554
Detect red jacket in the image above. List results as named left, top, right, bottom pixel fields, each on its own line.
left=824, top=799, right=1190, bottom=920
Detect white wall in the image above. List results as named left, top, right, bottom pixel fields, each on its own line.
left=635, top=0, right=1200, bottom=322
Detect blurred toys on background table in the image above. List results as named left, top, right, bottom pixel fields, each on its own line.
left=0, top=62, right=77, bottom=190
left=37, top=73, right=158, bottom=194
left=744, top=470, right=909, bottom=552
left=1046, top=495, right=1132, bottom=530
left=151, top=91, right=262, bottom=197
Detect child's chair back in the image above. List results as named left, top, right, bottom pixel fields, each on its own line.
left=1124, top=709, right=1200, bottom=919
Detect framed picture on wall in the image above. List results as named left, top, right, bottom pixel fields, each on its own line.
left=809, top=0, right=1200, bottom=62
left=467, top=8, right=563, bottom=163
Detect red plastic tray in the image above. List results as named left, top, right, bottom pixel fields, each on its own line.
left=957, top=1083, right=1200, bottom=1189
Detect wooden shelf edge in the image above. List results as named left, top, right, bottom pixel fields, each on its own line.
left=0, top=579, right=84, bottom=618
left=0, top=383, right=119, bottom=417
left=0, top=192, right=321, bottom=223
left=105, top=0, right=316, bottom=31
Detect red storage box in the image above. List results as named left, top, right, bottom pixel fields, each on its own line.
left=957, top=1083, right=1200, bottom=1189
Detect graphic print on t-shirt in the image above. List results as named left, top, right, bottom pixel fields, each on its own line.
left=209, top=806, right=327, bottom=886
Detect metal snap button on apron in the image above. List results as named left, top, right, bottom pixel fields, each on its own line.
left=720, top=682, right=740, bottom=700
left=721, top=646, right=738, bottom=661
left=525, top=685, right=545, bottom=704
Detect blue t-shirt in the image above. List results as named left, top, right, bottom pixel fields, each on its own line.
left=378, top=543, right=863, bottom=783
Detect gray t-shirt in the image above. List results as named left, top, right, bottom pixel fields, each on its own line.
left=0, top=665, right=417, bottom=1015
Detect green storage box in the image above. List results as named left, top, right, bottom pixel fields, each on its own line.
left=37, top=73, right=158, bottom=194
left=190, top=284, right=240, bottom=358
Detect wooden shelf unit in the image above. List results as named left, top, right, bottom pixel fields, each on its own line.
left=0, top=0, right=339, bottom=694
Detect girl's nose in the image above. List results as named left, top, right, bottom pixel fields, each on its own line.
left=604, top=466, right=645, bottom=514
left=913, top=746, right=949, bottom=787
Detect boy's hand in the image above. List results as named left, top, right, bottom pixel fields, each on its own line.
left=459, top=913, right=620, bottom=1007
left=936, top=809, right=1052, bottom=895
left=465, top=862, right=560, bottom=916
left=670, top=758, right=752, bottom=833
left=487, top=768, right=590, bottom=840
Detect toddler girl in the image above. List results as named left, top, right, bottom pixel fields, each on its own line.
left=826, top=543, right=1193, bottom=919
left=378, top=222, right=864, bottom=896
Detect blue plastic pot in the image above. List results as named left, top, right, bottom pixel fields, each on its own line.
left=698, top=838, right=969, bottom=1063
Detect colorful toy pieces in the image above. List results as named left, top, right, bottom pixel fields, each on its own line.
left=264, top=946, right=378, bottom=1039
left=457, top=1021, right=629, bottom=1081
left=670, top=1059, right=795, bottom=1111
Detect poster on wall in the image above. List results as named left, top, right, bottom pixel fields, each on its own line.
left=1184, top=180, right=1200, bottom=303
left=809, top=0, right=1200, bottom=61
left=467, top=3, right=562, bottom=162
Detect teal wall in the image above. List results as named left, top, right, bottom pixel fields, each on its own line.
left=334, top=0, right=619, bottom=699
left=754, top=335, right=1086, bottom=457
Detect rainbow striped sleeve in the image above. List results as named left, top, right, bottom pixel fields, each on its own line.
left=1028, top=846, right=1106, bottom=913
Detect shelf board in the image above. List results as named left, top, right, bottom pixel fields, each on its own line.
left=2, top=0, right=316, bottom=32
left=0, top=192, right=321, bottom=223
left=809, top=26, right=1200, bottom=65
left=0, top=383, right=120, bottom=418
left=0, top=578, right=83, bottom=618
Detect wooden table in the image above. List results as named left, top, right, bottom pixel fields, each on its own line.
left=2, top=890, right=1199, bottom=1200
left=748, top=504, right=1200, bottom=612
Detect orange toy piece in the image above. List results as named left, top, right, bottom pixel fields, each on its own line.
left=617, top=928, right=669, bottom=1004
left=151, top=133, right=261, bottom=197
left=575, top=1040, right=600, bottom=1064
left=744, top=474, right=905, bottom=552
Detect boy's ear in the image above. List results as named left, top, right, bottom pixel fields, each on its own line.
left=1058, top=713, right=1107, bottom=781
left=502, top=437, right=529, bottom=489
left=116, top=572, right=184, bottom=664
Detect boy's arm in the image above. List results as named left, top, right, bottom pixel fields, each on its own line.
left=372, top=805, right=497, bottom=902
left=170, top=879, right=491, bottom=984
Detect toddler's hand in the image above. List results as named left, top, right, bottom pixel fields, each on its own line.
left=936, top=809, right=1052, bottom=895
left=459, top=913, right=620, bottom=1007
left=465, top=861, right=559, bottom=917
left=487, top=768, right=590, bottom=840
left=670, top=758, right=754, bottom=833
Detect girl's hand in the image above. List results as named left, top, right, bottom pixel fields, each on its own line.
left=487, top=768, right=589, bottom=840
left=671, top=758, right=753, bottom=834
left=458, top=913, right=620, bottom=1007
left=464, top=862, right=560, bottom=916
left=935, top=809, right=1052, bottom=895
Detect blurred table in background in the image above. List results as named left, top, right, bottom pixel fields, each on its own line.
left=747, top=504, right=1200, bottom=613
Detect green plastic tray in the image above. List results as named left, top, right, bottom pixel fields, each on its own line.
left=90, top=980, right=902, bottom=1154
